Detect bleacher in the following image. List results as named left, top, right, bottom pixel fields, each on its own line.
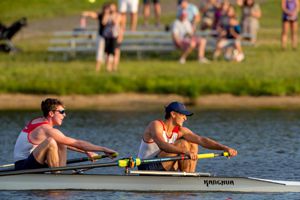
left=48, top=28, right=253, bottom=60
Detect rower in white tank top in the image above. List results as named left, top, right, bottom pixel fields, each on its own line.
left=137, top=120, right=180, bottom=159
left=13, top=119, right=49, bottom=162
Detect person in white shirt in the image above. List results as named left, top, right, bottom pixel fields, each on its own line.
left=172, top=10, right=210, bottom=64
left=118, top=0, right=139, bottom=31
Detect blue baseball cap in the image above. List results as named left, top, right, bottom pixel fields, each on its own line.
left=165, top=101, right=193, bottom=116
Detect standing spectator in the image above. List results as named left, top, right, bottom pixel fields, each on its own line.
left=172, top=10, right=209, bottom=64
left=177, top=0, right=201, bottom=31
left=238, top=0, right=262, bottom=44
left=143, top=0, right=161, bottom=27
left=281, top=0, right=299, bottom=50
left=213, top=6, right=245, bottom=62
left=118, top=0, right=139, bottom=31
left=81, top=4, right=110, bottom=72
left=103, top=3, right=123, bottom=72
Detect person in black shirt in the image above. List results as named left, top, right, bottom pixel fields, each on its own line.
left=81, top=4, right=110, bottom=72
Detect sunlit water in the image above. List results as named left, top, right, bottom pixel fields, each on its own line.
left=0, top=109, right=299, bottom=199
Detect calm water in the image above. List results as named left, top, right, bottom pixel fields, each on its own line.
left=0, top=109, right=299, bottom=199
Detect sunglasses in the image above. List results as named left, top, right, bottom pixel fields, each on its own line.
left=53, top=109, right=66, bottom=115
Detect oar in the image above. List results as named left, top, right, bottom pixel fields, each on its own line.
left=0, top=152, right=118, bottom=172
left=0, top=152, right=229, bottom=176
left=132, top=152, right=230, bottom=167
left=0, top=163, right=14, bottom=169
left=67, top=152, right=118, bottom=164
left=0, top=160, right=120, bottom=176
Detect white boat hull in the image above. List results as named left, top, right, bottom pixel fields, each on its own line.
left=0, top=173, right=299, bottom=192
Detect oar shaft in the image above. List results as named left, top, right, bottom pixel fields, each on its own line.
left=0, top=161, right=118, bottom=176
left=118, top=152, right=230, bottom=167
left=0, top=153, right=118, bottom=169
left=67, top=152, right=118, bottom=164
left=0, top=152, right=228, bottom=176
left=0, top=164, right=14, bottom=168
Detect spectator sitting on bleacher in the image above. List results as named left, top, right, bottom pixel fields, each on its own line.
left=200, top=0, right=220, bottom=31
left=172, top=10, right=210, bottom=64
left=237, top=0, right=262, bottom=44
left=213, top=5, right=245, bottom=62
left=214, top=0, right=231, bottom=33
left=0, top=17, right=27, bottom=53
left=177, top=0, right=201, bottom=31
left=81, top=4, right=110, bottom=72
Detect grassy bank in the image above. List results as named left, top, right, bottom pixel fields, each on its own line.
left=0, top=1, right=300, bottom=98
left=0, top=0, right=110, bottom=22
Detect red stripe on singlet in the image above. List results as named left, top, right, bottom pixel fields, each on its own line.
left=22, top=118, right=49, bottom=145
left=158, top=120, right=179, bottom=139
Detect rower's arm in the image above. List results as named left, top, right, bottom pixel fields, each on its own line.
left=182, top=128, right=237, bottom=156
left=67, top=146, right=85, bottom=153
left=46, top=128, right=116, bottom=154
left=150, top=121, right=186, bottom=154
left=67, top=146, right=99, bottom=161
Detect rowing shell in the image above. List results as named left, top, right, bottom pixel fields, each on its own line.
left=0, top=171, right=299, bottom=192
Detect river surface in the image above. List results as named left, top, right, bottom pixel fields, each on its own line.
left=0, top=109, right=299, bottom=199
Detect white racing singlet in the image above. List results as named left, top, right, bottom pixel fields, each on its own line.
left=13, top=119, right=49, bottom=162
left=137, top=120, right=179, bottom=159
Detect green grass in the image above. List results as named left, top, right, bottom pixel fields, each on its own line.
left=0, top=0, right=113, bottom=22
left=0, top=1, right=300, bottom=98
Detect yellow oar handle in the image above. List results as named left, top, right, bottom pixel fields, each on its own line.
left=197, top=152, right=229, bottom=159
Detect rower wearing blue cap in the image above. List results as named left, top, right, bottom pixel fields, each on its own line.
left=137, top=101, right=237, bottom=172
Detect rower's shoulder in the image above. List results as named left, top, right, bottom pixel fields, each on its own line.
left=145, top=120, right=164, bottom=134
left=31, top=117, right=48, bottom=124
left=150, top=120, right=164, bottom=128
